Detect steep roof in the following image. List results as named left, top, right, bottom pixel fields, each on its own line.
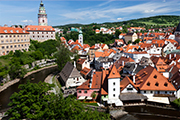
left=76, top=79, right=90, bottom=90
left=91, top=71, right=102, bottom=89
left=0, top=26, right=29, bottom=34
left=108, top=65, right=120, bottom=79
left=60, top=62, right=81, bottom=83
left=76, top=58, right=86, bottom=65
left=101, top=70, right=109, bottom=95
left=120, top=76, right=138, bottom=91
left=135, top=66, right=176, bottom=91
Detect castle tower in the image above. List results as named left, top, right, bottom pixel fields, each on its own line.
left=78, top=27, right=83, bottom=46
left=38, top=1, right=48, bottom=26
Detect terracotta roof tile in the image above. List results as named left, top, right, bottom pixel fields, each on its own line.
left=77, top=79, right=90, bottom=90
left=135, top=66, right=176, bottom=91
left=91, top=71, right=102, bottom=89
left=80, top=67, right=91, bottom=76
left=24, top=25, right=55, bottom=31
left=108, top=65, right=120, bottom=79
left=0, top=26, right=29, bottom=34
left=120, top=76, right=138, bottom=91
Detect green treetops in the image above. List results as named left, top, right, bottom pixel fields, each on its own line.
left=6, top=81, right=110, bottom=120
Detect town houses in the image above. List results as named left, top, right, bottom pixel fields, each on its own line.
left=1, top=0, right=180, bottom=110
left=58, top=21, right=180, bottom=108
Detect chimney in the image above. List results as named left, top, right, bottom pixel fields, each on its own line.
left=74, top=61, right=76, bottom=68
left=133, top=75, right=136, bottom=83
left=122, top=61, right=124, bottom=66
left=169, top=54, right=171, bottom=60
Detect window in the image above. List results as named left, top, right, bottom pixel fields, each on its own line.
left=17, top=35, right=19, bottom=37
left=154, top=75, right=157, bottom=79
left=14, top=35, right=15, bottom=37
left=113, top=88, right=115, bottom=91
left=165, top=91, right=167, bottom=94
left=78, top=90, right=81, bottom=93
left=147, top=82, right=150, bottom=86
left=21, top=44, right=23, bottom=47
left=10, top=46, right=12, bottom=48
left=14, top=45, right=16, bottom=48
left=6, top=35, right=8, bottom=38
left=10, top=35, right=12, bottom=37
left=144, top=91, right=146, bottom=93
left=6, top=46, right=9, bottom=48
left=84, top=91, right=87, bottom=93
left=14, top=40, right=16, bottom=42
left=1, top=35, right=3, bottom=38
left=24, top=35, right=26, bottom=37
left=18, top=40, right=20, bottom=42
left=150, top=91, right=153, bottom=93
left=6, top=40, right=8, bottom=43
left=2, top=46, right=4, bottom=49
left=7, top=51, right=9, bottom=54
left=113, top=94, right=115, bottom=97
left=155, top=82, right=159, bottom=86
left=164, top=83, right=168, bottom=87
left=113, top=82, right=115, bottom=85
left=21, top=39, right=23, bottom=42
left=10, top=40, right=12, bottom=42
left=127, top=88, right=133, bottom=91
left=1, top=40, right=4, bottom=43
left=18, top=45, right=20, bottom=47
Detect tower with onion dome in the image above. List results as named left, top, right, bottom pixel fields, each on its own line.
left=38, top=1, right=47, bottom=26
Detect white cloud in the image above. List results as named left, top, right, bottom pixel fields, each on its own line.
left=21, top=20, right=33, bottom=23
left=60, top=0, right=180, bottom=22
left=117, top=18, right=123, bottom=20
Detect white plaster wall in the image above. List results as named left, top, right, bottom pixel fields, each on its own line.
left=108, top=78, right=120, bottom=99
left=66, top=76, right=85, bottom=88
left=121, top=84, right=137, bottom=93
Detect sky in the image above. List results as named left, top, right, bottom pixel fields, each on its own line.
left=0, top=0, right=180, bottom=26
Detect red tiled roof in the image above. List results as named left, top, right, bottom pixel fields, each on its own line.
left=76, top=79, right=90, bottom=90
left=101, top=70, right=109, bottom=95
left=0, top=26, right=29, bottom=34
left=24, top=25, right=55, bottom=31
left=135, top=66, right=176, bottom=91
left=108, top=65, right=120, bottom=79
left=91, top=71, right=102, bottom=89
left=80, top=67, right=91, bottom=76
left=120, top=76, right=138, bottom=91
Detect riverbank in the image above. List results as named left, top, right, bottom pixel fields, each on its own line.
left=0, top=65, right=58, bottom=93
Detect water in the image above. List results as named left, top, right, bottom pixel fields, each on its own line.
left=124, top=105, right=180, bottom=120
left=0, top=66, right=58, bottom=110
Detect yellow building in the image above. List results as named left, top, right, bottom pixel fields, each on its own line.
left=0, top=26, right=30, bottom=56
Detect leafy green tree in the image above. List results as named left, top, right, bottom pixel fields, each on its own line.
left=6, top=81, right=55, bottom=120
left=55, top=42, right=73, bottom=71
left=6, top=81, right=110, bottom=120
left=115, top=30, right=121, bottom=38
left=9, top=57, right=27, bottom=79
left=133, top=39, right=140, bottom=44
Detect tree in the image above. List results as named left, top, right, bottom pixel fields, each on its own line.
left=91, top=91, right=96, bottom=101
left=6, top=81, right=110, bottom=120
left=6, top=81, right=55, bottom=120
left=9, top=57, right=27, bottom=79
left=55, top=41, right=73, bottom=71
left=115, top=30, right=121, bottom=38
left=133, top=39, right=140, bottom=44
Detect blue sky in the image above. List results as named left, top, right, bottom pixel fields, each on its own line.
left=0, top=0, right=180, bottom=26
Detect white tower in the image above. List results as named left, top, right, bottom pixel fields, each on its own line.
left=38, top=1, right=48, bottom=26
left=78, top=27, right=83, bottom=46
left=108, top=65, right=120, bottom=100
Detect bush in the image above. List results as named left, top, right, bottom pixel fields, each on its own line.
left=1, top=83, right=3, bottom=86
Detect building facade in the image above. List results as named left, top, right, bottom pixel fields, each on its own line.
left=0, top=26, right=30, bottom=56
left=24, top=25, right=55, bottom=42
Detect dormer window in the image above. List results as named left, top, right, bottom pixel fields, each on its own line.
left=23, top=30, right=25, bottom=33
left=155, top=82, right=159, bottom=86
left=16, top=30, right=19, bottom=33
left=28, top=28, right=30, bottom=30
left=36, top=28, right=37, bottom=30
left=154, top=75, right=157, bottom=79
left=10, top=30, right=13, bottom=33
left=147, top=82, right=150, bottom=86
left=164, top=82, right=168, bottom=87
left=4, top=30, right=7, bottom=33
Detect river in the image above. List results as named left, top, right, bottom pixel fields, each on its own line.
left=0, top=66, right=58, bottom=111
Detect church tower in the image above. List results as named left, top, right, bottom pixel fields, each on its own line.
left=78, top=27, right=83, bottom=46
left=38, top=1, right=48, bottom=26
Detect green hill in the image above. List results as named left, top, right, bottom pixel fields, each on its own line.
left=54, top=15, right=180, bottom=28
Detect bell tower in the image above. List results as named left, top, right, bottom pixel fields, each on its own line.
left=78, top=27, right=83, bottom=46
left=38, top=1, right=48, bottom=26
